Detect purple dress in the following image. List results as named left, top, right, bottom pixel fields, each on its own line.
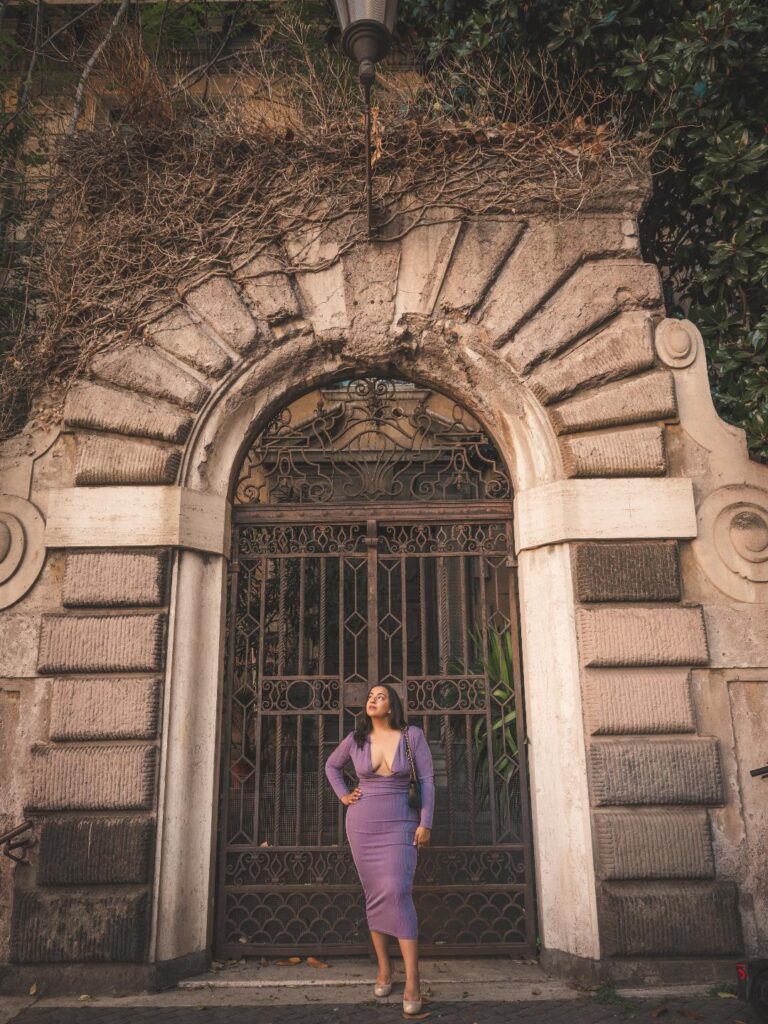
left=324, top=725, right=435, bottom=940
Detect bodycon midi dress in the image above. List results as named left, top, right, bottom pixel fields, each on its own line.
left=324, top=726, right=435, bottom=940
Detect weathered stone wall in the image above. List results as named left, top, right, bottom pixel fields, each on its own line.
left=1, top=188, right=766, bottom=990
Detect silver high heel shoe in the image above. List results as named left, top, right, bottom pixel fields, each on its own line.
left=373, top=975, right=392, bottom=997
left=403, top=992, right=422, bottom=1015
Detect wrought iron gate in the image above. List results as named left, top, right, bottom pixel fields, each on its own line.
left=215, top=379, right=535, bottom=957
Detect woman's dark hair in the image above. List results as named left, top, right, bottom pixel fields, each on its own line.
left=352, top=683, right=406, bottom=748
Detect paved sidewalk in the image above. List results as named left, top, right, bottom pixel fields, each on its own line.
left=1, top=957, right=758, bottom=1024
left=1, top=994, right=760, bottom=1024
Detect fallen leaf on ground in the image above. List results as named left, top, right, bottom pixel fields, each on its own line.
left=716, top=992, right=737, bottom=998
left=306, top=956, right=329, bottom=968
left=78, top=995, right=93, bottom=1002
left=651, top=1007, right=668, bottom=1018
left=275, top=956, right=302, bottom=966
left=29, top=983, right=37, bottom=996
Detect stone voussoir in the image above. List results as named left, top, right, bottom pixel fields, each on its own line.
left=90, top=345, right=210, bottom=411
left=10, top=890, right=149, bottom=963
left=593, top=808, right=714, bottom=880
left=37, top=613, right=166, bottom=674
left=183, top=275, right=259, bottom=353
left=560, top=425, right=667, bottom=478
left=583, top=670, right=695, bottom=735
left=479, top=217, right=634, bottom=344
left=27, top=743, right=157, bottom=811
left=504, top=261, right=663, bottom=373
left=526, top=311, right=656, bottom=404
left=437, top=218, right=526, bottom=315
left=49, top=677, right=161, bottom=740
left=573, top=541, right=681, bottom=602
left=236, top=252, right=301, bottom=322
left=144, top=305, right=232, bottom=377
left=597, top=880, right=742, bottom=957
left=589, top=738, right=723, bottom=805
left=63, top=551, right=169, bottom=608
left=64, top=382, right=193, bottom=445
left=549, top=370, right=677, bottom=435
left=75, top=435, right=181, bottom=486
left=576, top=606, right=709, bottom=667
left=38, top=816, right=154, bottom=885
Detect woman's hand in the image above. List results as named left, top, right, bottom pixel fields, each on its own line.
left=341, top=786, right=362, bottom=806
left=413, top=826, right=431, bottom=849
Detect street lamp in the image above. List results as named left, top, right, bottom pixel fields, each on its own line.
left=333, top=1, right=398, bottom=234
left=333, top=1, right=398, bottom=88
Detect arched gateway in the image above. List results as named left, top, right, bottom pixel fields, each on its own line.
left=3, top=191, right=764, bottom=994
left=216, top=377, right=534, bottom=956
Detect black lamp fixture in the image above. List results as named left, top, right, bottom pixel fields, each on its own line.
left=333, top=0, right=398, bottom=88
left=333, top=1, right=398, bottom=233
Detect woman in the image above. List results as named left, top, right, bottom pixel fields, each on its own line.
left=324, top=684, right=435, bottom=1016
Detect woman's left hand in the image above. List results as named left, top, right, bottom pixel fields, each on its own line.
left=413, top=826, right=431, bottom=849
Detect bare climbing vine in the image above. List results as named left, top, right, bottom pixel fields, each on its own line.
left=0, top=14, right=654, bottom=440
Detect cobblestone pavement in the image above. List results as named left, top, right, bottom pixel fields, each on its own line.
left=7, top=996, right=761, bottom=1024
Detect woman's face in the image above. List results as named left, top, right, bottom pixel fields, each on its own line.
left=366, top=686, right=390, bottom=719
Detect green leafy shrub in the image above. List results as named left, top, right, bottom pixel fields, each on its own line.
left=400, top=0, right=768, bottom=459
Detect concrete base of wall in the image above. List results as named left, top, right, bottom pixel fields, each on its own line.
left=1, top=950, right=743, bottom=997
left=0, top=950, right=208, bottom=996
left=541, top=948, right=741, bottom=988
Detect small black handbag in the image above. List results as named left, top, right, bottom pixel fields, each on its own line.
left=403, top=726, right=422, bottom=810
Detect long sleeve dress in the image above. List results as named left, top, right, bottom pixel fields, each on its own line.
left=324, top=725, right=435, bottom=939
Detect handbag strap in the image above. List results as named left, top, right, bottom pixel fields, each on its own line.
left=403, top=726, right=417, bottom=782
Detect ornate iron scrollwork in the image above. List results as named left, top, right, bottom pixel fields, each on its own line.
left=235, top=378, right=511, bottom=506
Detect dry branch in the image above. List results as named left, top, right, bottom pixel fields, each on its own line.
left=0, top=15, right=655, bottom=440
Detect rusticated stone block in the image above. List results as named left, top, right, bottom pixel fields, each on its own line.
left=27, top=743, right=157, bottom=810
left=75, top=436, right=181, bottom=486
left=184, top=276, right=259, bottom=353
left=10, top=891, right=149, bottom=962
left=550, top=371, right=677, bottom=434
left=598, top=881, right=742, bottom=956
left=63, top=551, right=169, bottom=608
left=594, top=809, right=714, bottom=879
left=527, top=311, right=656, bottom=404
left=561, top=426, right=666, bottom=478
left=145, top=306, right=231, bottom=377
left=589, top=739, right=723, bottom=805
left=574, top=542, right=680, bottom=602
left=64, top=383, right=193, bottom=444
left=90, top=345, right=209, bottom=410
left=38, top=817, right=154, bottom=885
left=237, top=253, right=301, bottom=321
left=49, top=677, right=161, bottom=740
left=507, top=262, right=663, bottom=373
left=38, top=614, right=165, bottom=674
left=576, top=607, right=709, bottom=667
left=583, top=670, right=695, bottom=734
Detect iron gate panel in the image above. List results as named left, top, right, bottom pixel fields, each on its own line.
left=216, top=380, right=535, bottom=957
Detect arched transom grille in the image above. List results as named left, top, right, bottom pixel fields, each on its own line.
left=234, top=378, right=511, bottom=506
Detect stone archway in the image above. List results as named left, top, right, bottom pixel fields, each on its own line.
left=3, top=191, right=759, bottom=993
left=215, top=373, right=535, bottom=957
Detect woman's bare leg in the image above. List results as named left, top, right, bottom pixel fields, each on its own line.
left=370, top=929, right=392, bottom=983
left=396, top=936, right=420, bottom=999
